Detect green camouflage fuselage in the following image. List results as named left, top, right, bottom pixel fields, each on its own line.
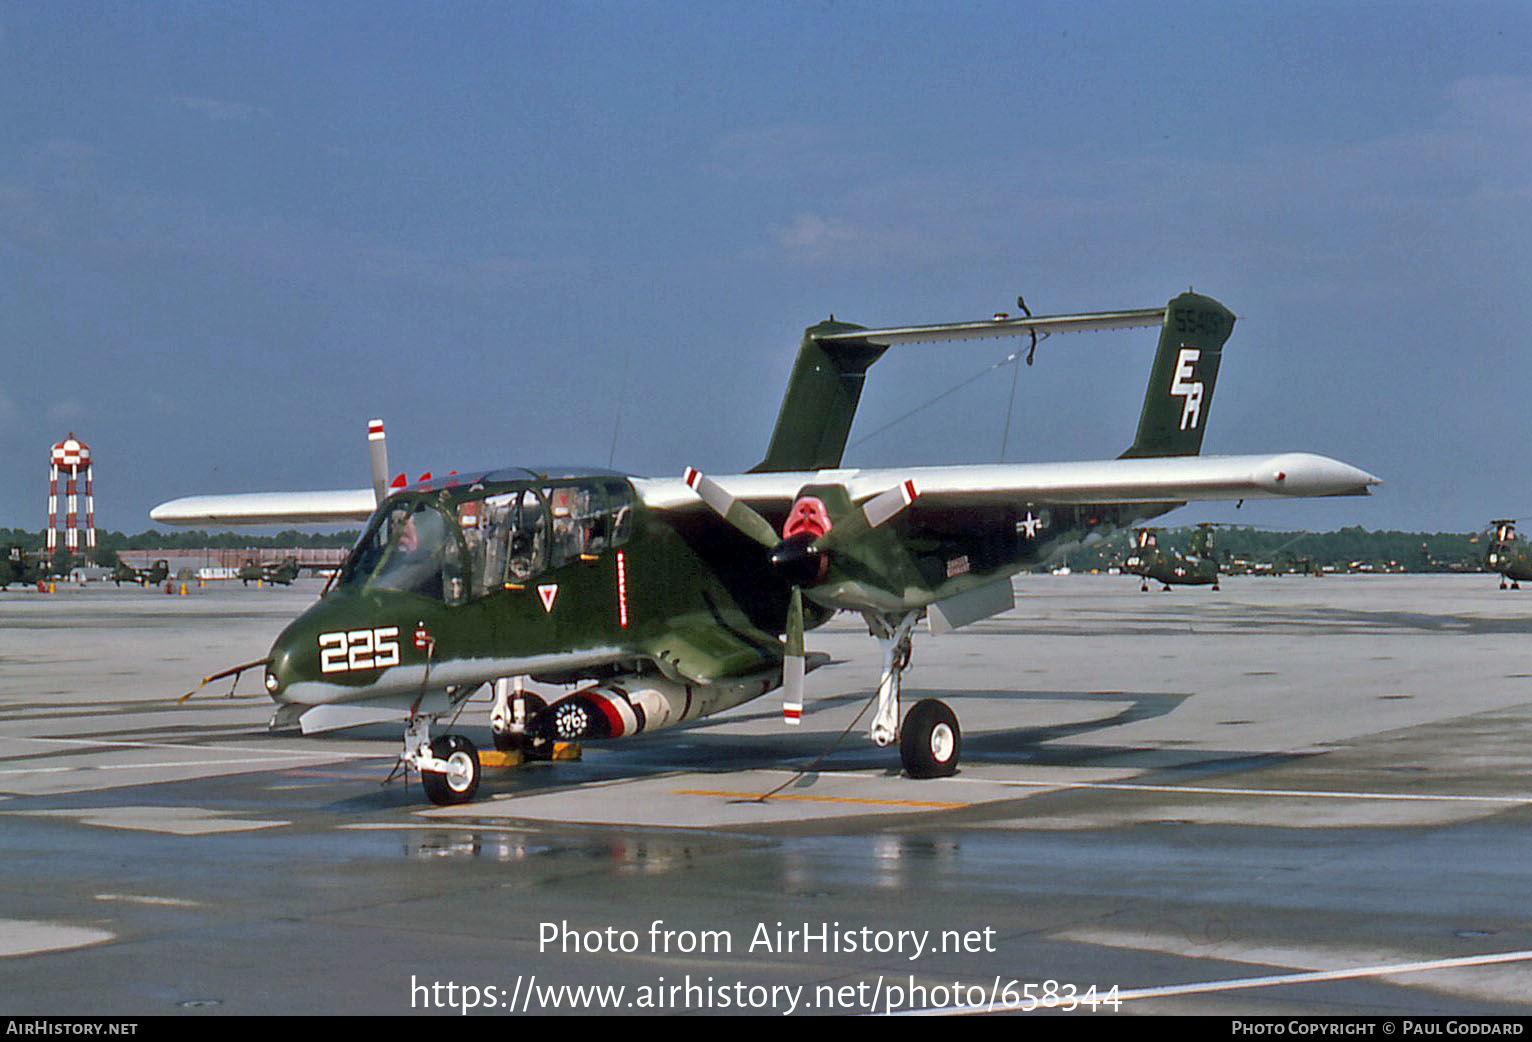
left=264, top=472, right=1174, bottom=712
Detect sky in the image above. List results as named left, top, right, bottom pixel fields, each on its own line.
left=1, top=1, right=1529, bottom=534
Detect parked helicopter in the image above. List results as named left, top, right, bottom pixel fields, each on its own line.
left=1484, top=520, right=1532, bottom=590
left=238, top=556, right=302, bottom=587
left=1122, top=523, right=1221, bottom=591
left=112, top=558, right=169, bottom=587
left=0, top=545, right=43, bottom=590
left=154, top=292, right=1377, bottom=804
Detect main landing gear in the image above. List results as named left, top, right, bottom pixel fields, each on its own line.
left=900, top=698, right=961, bottom=779
left=489, top=676, right=554, bottom=759
left=865, top=610, right=962, bottom=779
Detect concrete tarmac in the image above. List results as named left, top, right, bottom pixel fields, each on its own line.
left=3, top=574, right=1532, bottom=1016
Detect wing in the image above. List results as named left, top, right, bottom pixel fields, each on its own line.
left=149, top=489, right=376, bottom=526
left=634, top=452, right=1379, bottom=511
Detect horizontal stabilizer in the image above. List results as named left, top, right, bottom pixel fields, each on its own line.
left=817, top=306, right=1167, bottom=347
left=755, top=299, right=1176, bottom=473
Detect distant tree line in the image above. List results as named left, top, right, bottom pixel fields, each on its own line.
left=0, top=528, right=361, bottom=572
left=1059, top=525, right=1485, bottom=574
left=0, top=524, right=1496, bottom=576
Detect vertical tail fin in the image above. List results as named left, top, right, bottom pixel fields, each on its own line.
left=1119, top=292, right=1235, bottom=459
left=752, top=321, right=889, bottom=473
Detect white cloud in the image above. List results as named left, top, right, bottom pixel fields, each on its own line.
left=46, top=400, right=85, bottom=424
left=774, top=213, right=856, bottom=250
left=173, top=96, right=272, bottom=122
left=1444, top=75, right=1532, bottom=131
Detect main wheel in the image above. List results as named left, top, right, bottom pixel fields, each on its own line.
left=492, top=692, right=548, bottom=753
left=421, top=734, right=481, bottom=805
left=900, top=698, right=961, bottom=779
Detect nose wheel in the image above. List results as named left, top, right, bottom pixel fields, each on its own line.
left=420, top=734, right=481, bottom=805
left=400, top=714, right=482, bottom=806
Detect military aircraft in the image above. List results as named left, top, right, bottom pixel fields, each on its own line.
left=0, top=545, right=43, bottom=590
left=1484, top=520, right=1532, bottom=590
left=112, top=559, right=169, bottom=587
left=264, top=556, right=301, bottom=586
left=1122, top=523, right=1220, bottom=591
left=237, top=556, right=302, bottom=586
left=153, top=292, right=1378, bottom=805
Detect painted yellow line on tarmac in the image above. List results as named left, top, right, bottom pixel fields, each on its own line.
left=823, top=770, right=1532, bottom=806
left=676, top=789, right=968, bottom=810
left=340, top=822, right=534, bottom=833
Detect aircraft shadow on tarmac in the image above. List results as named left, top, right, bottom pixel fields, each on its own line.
left=297, top=684, right=1305, bottom=810
left=668, top=687, right=1304, bottom=778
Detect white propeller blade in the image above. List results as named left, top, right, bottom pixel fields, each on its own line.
left=368, top=419, right=390, bottom=506
left=683, top=467, right=780, bottom=548
left=783, top=586, right=804, bottom=725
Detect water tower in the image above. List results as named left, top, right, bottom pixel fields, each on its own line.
left=47, top=434, right=95, bottom=564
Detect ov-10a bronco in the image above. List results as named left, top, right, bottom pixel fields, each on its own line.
left=153, top=292, right=1377, bottom=804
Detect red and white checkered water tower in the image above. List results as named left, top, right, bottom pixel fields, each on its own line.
left=47, top=434, right=95, bottom=563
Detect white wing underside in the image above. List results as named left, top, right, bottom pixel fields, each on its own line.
left=149, top=453, right=1376, bottom=527
left=638, top=453, right=1377, bottom=509
left=150, top=489, right=377, bottom=526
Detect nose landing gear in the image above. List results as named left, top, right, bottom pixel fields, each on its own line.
left=419, top=733, right=481, bottom=805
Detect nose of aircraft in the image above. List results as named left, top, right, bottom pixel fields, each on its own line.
left=264, top=635, right=299, bottom=701
left=263, top=612, right=322, bottom=702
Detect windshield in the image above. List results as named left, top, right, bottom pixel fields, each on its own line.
left=336, top=479, right=634, bottom=602
left=338, top=496, right=466, bottom=603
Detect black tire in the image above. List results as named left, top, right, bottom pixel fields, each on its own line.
left=421, top=734, right=481, bottom=805
left=900, top=698, right=961, bottom=779
left=492, top=692, right=547, bottom=753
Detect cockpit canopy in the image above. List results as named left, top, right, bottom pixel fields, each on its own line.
left=335, top=472, right=634, bottom=605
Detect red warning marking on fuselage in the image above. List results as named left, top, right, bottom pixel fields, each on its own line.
left=616, top=551, right=629, bottom=628
left=538, top=584, right=559, bottom=613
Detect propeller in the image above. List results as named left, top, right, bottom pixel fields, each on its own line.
left=683, top=468, right=919, bottom=724
left=368, top=419, right=390, bottom=506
